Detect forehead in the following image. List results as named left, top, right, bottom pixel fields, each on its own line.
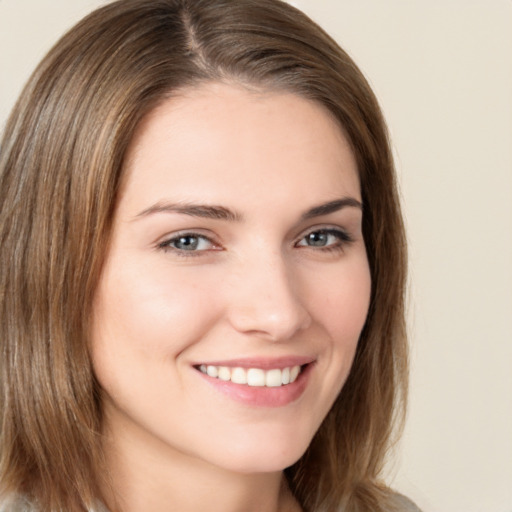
left=120, top=83, right=360, bottom=214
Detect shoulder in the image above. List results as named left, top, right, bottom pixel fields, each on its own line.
left=0, top=495, right=33, bottom=512
left=0, top=496, right=106, bottom=512
left=0, top=495, right=107, bottom=512
left=389, top=492, right=422, bottom=512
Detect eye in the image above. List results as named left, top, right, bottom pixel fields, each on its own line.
left=296, top=228, right=352, bottom=250
left=158, top=233, right=217, bottom=253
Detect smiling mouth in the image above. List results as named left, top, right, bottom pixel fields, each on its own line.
left=196, top=364, right=305, bottom=388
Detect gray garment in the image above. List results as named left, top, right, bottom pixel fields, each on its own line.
left=392, top=493, right=423, bottom=512
left=0, top=493, right=421, bottom=511
left=0, top=495, right=31, bottom=512
left=0, top=495, right=104, bottom=512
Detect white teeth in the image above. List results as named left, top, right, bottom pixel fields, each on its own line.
left=218, top=366, right=231, bottom=381
left=206, top=365, right=218, bottom=378
left=247, top=368, right=265, bottom=386
left=231, top=367, right=247, bottom=384
left=198, top=364, right=303, bottom=387
left=265, top=369, right=282, bottom=387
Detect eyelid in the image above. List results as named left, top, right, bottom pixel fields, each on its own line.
left=155, top=225, right=354, bottom=256
left=298, top=224, right=353, bottom=239
left=157, top=230, right=222, bottom=255
left=294, top=225, right=354, bottom=248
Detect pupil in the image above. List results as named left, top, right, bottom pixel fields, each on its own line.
left=308, top=232, right=327, bottom=246
left=177, top=236, right=198, bottom=250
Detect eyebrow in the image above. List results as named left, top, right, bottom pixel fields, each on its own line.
left=134, top=197, right=362, bottom=222
left=135, top=202, right=242, bottom=221
left=300, top=197, right=363, bottom=220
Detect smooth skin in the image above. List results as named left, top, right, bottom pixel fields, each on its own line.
left=91, top=83, right=371, bottom=512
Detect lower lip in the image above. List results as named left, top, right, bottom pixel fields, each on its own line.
left=195, top=364, right=313, bottom=408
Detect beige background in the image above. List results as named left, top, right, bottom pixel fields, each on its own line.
left=1, top=1, right=511, bottom=511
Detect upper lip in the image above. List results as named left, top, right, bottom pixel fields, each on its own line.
left=193, top=356, right=315, bottom=370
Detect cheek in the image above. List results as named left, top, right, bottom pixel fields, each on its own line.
left=306, top=256, right=372, bottom=403
left=309, top=259, right=372, bottom=341
left=90, top=261, right=222, bottom=373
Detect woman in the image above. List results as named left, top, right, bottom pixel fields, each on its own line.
left=0, top=0, right=414, bottom=511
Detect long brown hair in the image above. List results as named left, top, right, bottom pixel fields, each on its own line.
left=0, top=1, right=408, bottom=510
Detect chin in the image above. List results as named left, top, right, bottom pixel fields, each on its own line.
left=201, top=427, right=314, bottom=475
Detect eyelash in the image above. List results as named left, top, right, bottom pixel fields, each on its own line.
left=157, top=232, right=220, bottom=257
left=295, top=228, right=354, bottom=253
left=157, top=227, right=353, bottom=256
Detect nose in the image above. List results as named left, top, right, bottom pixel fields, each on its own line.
left=225, top=254, right=312, bottom=342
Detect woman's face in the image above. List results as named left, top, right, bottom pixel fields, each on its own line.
left=91, top=83, right=371, bottom=475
